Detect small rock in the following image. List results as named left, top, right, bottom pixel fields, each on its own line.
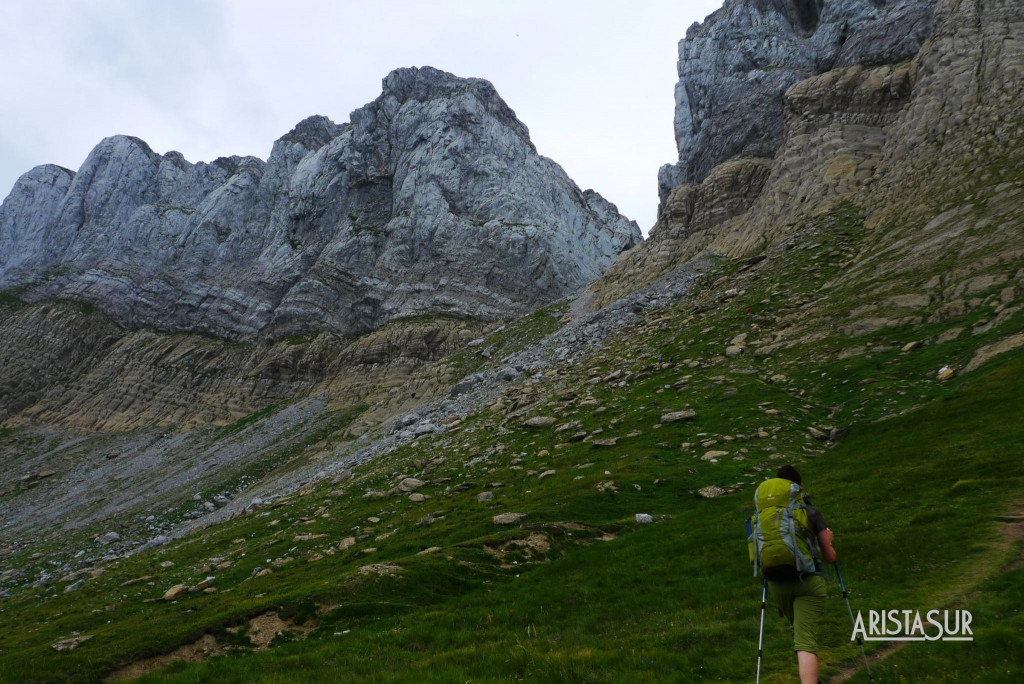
left=162, top=584, right=189, bottom=601
left=96, top=531, right=121, bottom=545
left=397, top=478, right=425, bottom=492
left=139, top=535, right=170, bottom=551
left=338, top=537, right=357, bottom=551
left=523, top=416, right=556, bottom=428
left=408, top=493, right=427, bottom=503
left=807, top=427, right=828, bottom=441
left=477, top=491, right=494, bottom=502
left=936, top=366, right=955, bottom=381
left=52, top=635, right=93, bottom=652
left=660, top=410, right=697, bottom=423
left=595, top=480, right=618, bottom=492
left=121, top=575, right=155, bottom=587
left=698, top=485, right=727, bottom=498
left=901, top=341, right=921, bottom=353
left=702, top=450, right=729, bottom=461
left=417, top=547, right=442, bottom=555
left=538, top=470, right=556, bottom=480
left=493, top=512, right=527, bottom=525
left=635, top=513, right=653, bottom=524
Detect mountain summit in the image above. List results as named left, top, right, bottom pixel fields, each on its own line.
left=0, top=66, right=641, bottom=340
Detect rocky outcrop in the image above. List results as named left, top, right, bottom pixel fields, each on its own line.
left=658, top=0, right=936, bottom=201
left=0, top=67, right=640, bottom=341
left=593, top=158, right=771, bottom=306
left=598, top=0, right=1021, bottom=306
left=0, top=300, right=485, bottom=432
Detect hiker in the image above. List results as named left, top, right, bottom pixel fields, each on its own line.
left=750, top=465, right=837, bottom=684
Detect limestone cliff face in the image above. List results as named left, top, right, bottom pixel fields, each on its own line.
left=658, top=0, right=936, bottom=202
left=0, top=67, right=640, bottom=341
left=595, top=0, right=1021, bottom=307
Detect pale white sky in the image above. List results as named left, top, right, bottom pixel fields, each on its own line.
left=0, top=0, right=721, bottom=232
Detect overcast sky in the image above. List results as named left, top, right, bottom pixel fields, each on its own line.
left=0, top=0, right=721, bottom=233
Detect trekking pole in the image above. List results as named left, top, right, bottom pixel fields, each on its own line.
left=756, top=576, right=767, bottom=684
left=834, top=561, right=874, bottom=682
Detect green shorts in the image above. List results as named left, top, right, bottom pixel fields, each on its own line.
left=767, top=575, right=827, bottom=653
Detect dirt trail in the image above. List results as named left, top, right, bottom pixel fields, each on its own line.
left=829, top=504, right=1024, bottom=682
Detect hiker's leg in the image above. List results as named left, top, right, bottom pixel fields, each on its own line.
left=792, top=576, right=827, bottom=682
left=767, top=580, right=795, bottom=624
left=796, top=650, right=819, bottom=684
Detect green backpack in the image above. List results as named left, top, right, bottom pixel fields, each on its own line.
left=747, top=478, right=820, bottom=580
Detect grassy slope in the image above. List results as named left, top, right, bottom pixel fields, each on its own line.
left=1, top=194, right=1022, bottom=682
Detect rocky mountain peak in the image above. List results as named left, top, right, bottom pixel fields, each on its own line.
left=278, top=114, right=345, bottom=149
left=0, top=66, right=640, bottom=341
left=372, top=66, right=533, bottom=149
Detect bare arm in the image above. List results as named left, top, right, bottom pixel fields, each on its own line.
left=818, top=528, right=837, bottom=563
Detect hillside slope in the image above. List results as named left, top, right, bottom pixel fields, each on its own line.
left=1, top=0, right=1023, bottom=681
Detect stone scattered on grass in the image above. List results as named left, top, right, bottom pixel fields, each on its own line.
left=493, top=512, right=527, bottom=525
left=699, top=485, right=727, bottom=498
left=635, top=513, right=653, bottom=524
left=702, top=450, right=729, bottom=461
left=397, top=478, right=425, bottom=492
left=121, top=575, right=155, bottom=587
left=96, top=531, right=121, bottom=545
left=52, top=635, right=92, bottom=652
left=523, top=416, right=556, bottom=428
left=162, top=584, right=189, bottom=601
left=478, top=491, right=494, bottom=502
left=807, top=427, right=828, bottom=440
left=660, top=410, right=697, bottom=423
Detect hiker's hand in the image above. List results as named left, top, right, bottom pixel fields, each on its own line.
left=821, top=528, right=834, bottom=545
